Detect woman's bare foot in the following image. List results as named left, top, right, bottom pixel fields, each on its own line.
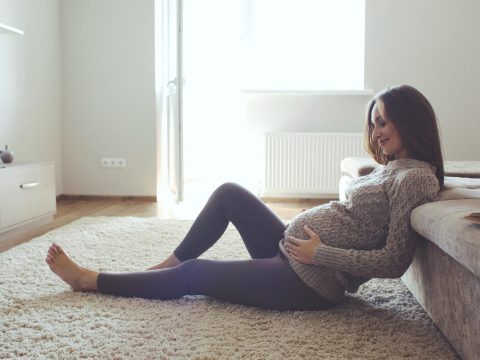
left=147, top=253, right=181, bottom=270
left=45, top=243, right=99, bottom=291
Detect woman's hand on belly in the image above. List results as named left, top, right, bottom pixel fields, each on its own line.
left=284, top=225, right=325, bottom=265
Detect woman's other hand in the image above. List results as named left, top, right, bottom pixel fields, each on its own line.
left=285, top=225, right=325, bottom=265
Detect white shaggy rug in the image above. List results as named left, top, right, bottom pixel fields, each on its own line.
left=0, top=217, right=459, bottom=359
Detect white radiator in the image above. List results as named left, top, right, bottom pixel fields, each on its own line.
left=261, top=132, right=368, bottom=198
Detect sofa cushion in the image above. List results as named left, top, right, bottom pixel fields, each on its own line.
left=444, top=160, right=480, bottom=178
left=440, top=177, right=480, bottom=200
left=341, top=157, right=480, bottom=179
left=411, top=199, right=480, bottom=278
left=339, top=176, right=480, bottom=202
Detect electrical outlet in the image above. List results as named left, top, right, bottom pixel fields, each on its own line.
left=116, top=158, right=127, bottom=168
left=101, top=158, right=112, bottom=168
left=101, top=158, right=127, bottom=168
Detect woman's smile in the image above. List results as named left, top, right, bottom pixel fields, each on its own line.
left=379, top=138, right=389, bottom=146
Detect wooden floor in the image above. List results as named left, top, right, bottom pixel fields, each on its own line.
left=0, top=196, right=333, bottom=253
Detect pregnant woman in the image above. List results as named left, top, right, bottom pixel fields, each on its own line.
left=46, top=84, right=444, bottom=311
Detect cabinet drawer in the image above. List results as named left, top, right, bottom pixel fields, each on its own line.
left=0, top=164, right=56, bottom=229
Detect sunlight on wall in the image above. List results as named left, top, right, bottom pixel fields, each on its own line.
left=181, top=0, right=364, bottom=202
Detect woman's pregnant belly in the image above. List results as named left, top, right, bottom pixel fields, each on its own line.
left=283, top=202, right=383, bottom=250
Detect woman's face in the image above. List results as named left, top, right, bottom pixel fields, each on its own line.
left=371, top=100, right=409, bottom=159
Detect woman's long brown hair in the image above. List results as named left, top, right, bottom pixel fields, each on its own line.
left=364, top=85, right=444, bottom=187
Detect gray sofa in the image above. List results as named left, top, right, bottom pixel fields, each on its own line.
left=339, top=157, right=480, bottom=360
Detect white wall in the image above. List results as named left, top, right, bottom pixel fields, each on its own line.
left=244, top=94, right=371, bottom=134
left=245, top=0, right=480, bottom=161
left=365, top=0, right=480, bottom=161
left=61, top=0, right=156, bottom=196
left=0, top=0, right=62, bottom=194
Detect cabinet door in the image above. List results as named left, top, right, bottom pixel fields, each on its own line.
left=0, top=164, right=56, bottom=229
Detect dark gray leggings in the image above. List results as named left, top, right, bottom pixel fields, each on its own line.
left=97, top=183, right=335, bottom=311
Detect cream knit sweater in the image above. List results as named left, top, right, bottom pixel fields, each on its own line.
left=279, top=158, right=440, bottom=303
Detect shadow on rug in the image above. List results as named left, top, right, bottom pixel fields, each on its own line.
left=0, top=217, right=459, bottom=359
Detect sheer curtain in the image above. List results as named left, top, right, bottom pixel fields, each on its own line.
left=182, top=0, right=259, bottom=202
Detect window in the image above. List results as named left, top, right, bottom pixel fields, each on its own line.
left=241, top=0, right=365, bottom=91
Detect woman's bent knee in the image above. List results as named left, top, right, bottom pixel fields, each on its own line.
left=210, top=182, right=246, bottom=201
left=214, top=182, right=242, bottom=194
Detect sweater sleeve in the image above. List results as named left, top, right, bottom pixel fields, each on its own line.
left=312, top=170, right=439, bottom=278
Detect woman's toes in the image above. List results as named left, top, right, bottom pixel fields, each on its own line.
left=54, top=243, right=65, bottom=255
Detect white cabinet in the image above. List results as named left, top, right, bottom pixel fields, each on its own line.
left=0, top=162, right=56, bottom=241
